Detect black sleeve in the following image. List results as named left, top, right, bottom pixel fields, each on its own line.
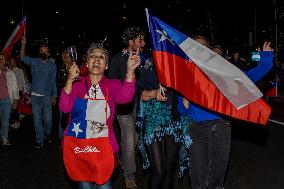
left=108, top=53, right=128, bottom=81
left=108, top=54, right=120, bottom=79
left=56, top=68, right=63, bottom=90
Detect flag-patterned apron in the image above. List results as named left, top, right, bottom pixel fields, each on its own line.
left=63, top=80, right=113, bottom=184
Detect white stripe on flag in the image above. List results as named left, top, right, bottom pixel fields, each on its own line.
left=179, top=37, right=263, bottom=109
left=3, top=25, right=21, bottom=49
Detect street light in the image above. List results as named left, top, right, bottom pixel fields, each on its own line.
left=9, top=18, right=15, bottom=25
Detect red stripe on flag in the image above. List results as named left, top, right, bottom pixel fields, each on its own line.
left=2, top=18, right=26, bottom=58
left=153, top=51, right=271, bottom=125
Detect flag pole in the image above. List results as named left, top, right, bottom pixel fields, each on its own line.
left=145, top=8, right=150, bottom=32
left=100, top=36, right=108, bottom=45
left=21, top=0, right=25, bottom=36
left=275, top=80, right=278, bottom=97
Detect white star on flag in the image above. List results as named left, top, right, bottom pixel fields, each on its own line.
left=72, top=122, right=83, bottom=137
left=156, top=29, right=175, bottom=45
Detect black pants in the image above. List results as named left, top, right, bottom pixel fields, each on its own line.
left=190, top=119, right=231, bottom=189
left=147, top=135, right=180, bottom=189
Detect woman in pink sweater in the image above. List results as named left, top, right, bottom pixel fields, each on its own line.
left=59, top=44, right=140, bottom=189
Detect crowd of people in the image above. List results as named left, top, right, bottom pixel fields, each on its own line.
left=0, top=24, right=275, bottom=189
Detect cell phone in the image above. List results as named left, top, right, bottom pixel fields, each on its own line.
left=251, top=51, right=260, bottom=62
left=67, top=46, right=77, bottom=62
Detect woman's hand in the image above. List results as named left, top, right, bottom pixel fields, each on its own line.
left=262, top=41, right=272, bottom=52
left=12, top=100, right=18, bottom=110
left=51, top=97, right=57, bottom=106
left=182, top=98, right=190, bottom=109
left=64, top=63, right=79, bottom=94
left=141, top=90, right=158, bottom=101
left=67, top=63, right=80, bottom=83
left=156, top=86, right=167, bottom=101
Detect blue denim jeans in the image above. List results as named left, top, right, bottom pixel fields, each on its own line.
left=31, top=95, right=52, bottom=143
left=0, top=98, right=12, bottom=140
left=190, top=119, right=231, bottom=189
left=78, top=180, right=112, bottom=189
left=117, top=113, right=138, bottom=180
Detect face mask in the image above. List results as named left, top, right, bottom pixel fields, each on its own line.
left=39, top=53, right=48, bottom=60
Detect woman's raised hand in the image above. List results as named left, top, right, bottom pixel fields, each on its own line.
left=67, top=63, right=80, bottom=82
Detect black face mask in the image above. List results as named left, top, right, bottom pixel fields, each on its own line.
left=39, top=53, right=48, bottom=60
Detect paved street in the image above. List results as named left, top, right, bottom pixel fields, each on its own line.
left=1, top=97, right=284, bottom=189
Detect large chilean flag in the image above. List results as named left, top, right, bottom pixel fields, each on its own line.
left=2, top=16, right=26, bottom=57
left=146, top=9, right=271, bottom=125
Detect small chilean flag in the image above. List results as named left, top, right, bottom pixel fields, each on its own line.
left=146, top=9, right=271, bottom=125
left=265, top=81, right=277, bottom=97
left=2, top=16, right=26, bottom=57
left=63, top=98, right=114, bottom=184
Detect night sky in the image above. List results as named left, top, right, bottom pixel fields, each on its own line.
left=1, top=0, right=281, bottom=58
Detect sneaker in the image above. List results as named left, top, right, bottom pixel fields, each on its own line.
left=125, top=179, right=137, bottom=189
left=34, top=142, right=43, bottom=149
left=2, top=139, right=11, bottom=146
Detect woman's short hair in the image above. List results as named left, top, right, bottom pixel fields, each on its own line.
left=87, top=43, right=109, bottom=63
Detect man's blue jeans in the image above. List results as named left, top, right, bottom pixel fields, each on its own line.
left=0, top=98, right=12, bottom=140
left=31, top=95, right=52, bottom=143
left=78, top=179, right=112, bottom=189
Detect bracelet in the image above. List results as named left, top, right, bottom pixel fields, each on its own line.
left=64, top=88, right=71, bottom=95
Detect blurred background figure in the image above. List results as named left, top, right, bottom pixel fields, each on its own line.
left=0, top=52, right=19, bottom=146
left=57, top=50, right=73, bottom=144
left=212, top=45, right=223, bottom=56
left=20, top=36, right=57, bottom=149
left=108, top=26, right=146, bottom=189
left=9, top=55, right=30, bottom=129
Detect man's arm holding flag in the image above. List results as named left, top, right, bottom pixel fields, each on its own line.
left=20, top=36, right=33, bottom=66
